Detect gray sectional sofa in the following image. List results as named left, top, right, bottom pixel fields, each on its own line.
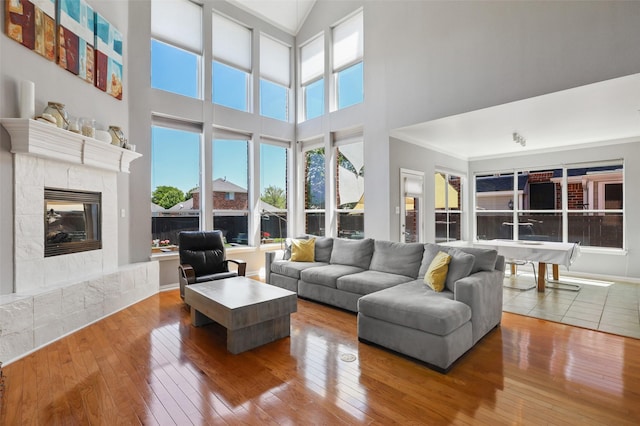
left=265, top=237, right=505, bottom=372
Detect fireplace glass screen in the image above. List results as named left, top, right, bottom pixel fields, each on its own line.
left=45, top=188, right=102, bottom=257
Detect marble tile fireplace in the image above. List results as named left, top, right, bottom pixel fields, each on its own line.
left=0, top=118, right=158, bottom=364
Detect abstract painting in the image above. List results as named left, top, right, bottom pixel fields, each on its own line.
left=95, top=12, right=123, bottom=100
left=58, top=0, right=94, bottom=83
left=5, top=0, right=55, bottom=61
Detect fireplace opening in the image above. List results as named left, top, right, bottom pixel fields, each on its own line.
left=45, top=188, right=102, bottom=257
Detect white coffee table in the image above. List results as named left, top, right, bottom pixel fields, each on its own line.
left=184, top=276, right=297, bottom=354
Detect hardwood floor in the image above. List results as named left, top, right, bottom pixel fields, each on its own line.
left=2, top=289, right=640, bottom=425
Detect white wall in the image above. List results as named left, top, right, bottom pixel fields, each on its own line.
left=0, top=1, right=130, bottom=294
left=297, top=0, right=640, bottom=245
left=388, top=138, right=468, bottom=243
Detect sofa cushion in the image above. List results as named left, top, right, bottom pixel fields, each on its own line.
left=314, top=237, right=334, bottom=263
left=369, top=240, right=425, bottom=278
left=337, top=270, right=414, bottom=295
left=444, top=248, right=475, bottom=292
left=300, top=264, right=365, bottom=288
left=424, top=251, right=451, bottom=292
left=417, top=243, right=443, bottom=279
left=358, top=281, right=470, bottom=336
left=330, top=238, right=374, bottom=269
left=457, top=247, right=498, bottom=273
left=271, top=260, right=328, bottom=279
left=291, top=238, right=315, bottom=262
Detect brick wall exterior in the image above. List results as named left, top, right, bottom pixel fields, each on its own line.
left=567, top=182, right=584, bottom=209
left=526, top=171, right=584, bottom=210
left=191, top=191, right=248, bottom=210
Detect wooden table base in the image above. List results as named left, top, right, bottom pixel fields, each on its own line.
left=537, top=263, right=560, bottom=292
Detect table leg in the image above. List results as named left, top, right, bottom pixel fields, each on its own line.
left=552, top=264, right=559, bottom=281
left=537, top=262, right=546, bottom=292
left=510, top=263, right=517, bottom=276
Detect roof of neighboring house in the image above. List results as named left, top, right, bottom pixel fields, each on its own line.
left=187, top=178, right=248, bottom=194
left=258, top=199, right=283, bottom=213
left=476, top=174, right=528, bottom=192
left=477, top=166, right=623, bottom=193
left=168, top=198, right=194, bottom=210
left=151, top=202, right=165, bottom=212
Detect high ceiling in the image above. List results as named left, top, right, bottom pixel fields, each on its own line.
left=227, top=0, right=316, bottom=35
left=391, top=73, right=640, bottom=161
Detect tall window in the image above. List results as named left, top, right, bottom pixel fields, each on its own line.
left=212, top=13, right=251, bottom=111
left=304, top=146, right=326, bottom=236
left=151, top=0, right=202, bottom=98
left=300, top=34, right=324, bottom=120
left=567, top=164, right=623, bottom=248
left=475, top=162, right=624, bottom=248
left=332, top=11, right=363, bottom=110
left=212, top=139, right=249, bottom=246
left=260, top=143, right=288, bottom=244
left=260, top=34, right=290, bottom=121
left=435, top=172, right=462, bottom=243
left=336, top=141, right=364, bottom=239
left=151, top=124, right=201, bottom=248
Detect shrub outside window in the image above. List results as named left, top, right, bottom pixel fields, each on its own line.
left=304, top=147, right=326, bottom=236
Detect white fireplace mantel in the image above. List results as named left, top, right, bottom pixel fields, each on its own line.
left=1, top=118, right=141, bottom=173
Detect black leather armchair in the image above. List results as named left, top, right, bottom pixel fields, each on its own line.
left=178, top=231, right=247, bottom=300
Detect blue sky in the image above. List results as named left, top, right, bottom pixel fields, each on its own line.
left=150, top=39, right=363, bottom=197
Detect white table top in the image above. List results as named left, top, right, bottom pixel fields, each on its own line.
left=474, top=239, right=580, bottom=267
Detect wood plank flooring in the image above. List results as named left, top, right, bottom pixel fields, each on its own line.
left=2, top=289, right=640, bottom=425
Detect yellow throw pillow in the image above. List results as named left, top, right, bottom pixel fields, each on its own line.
left=291, top=238, right=316, bottom=262
left=424, top=251, right=451, bottom=292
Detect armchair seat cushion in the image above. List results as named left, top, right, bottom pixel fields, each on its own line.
left=195, top=271, right=238, bottom=283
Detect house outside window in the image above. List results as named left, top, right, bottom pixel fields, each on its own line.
left=304, top=146, right=326, bottom=236
left=212, top=13, right=251, bottom=112
left=150, top=0, right=202, bottom=99
left=212, top=139, right=249, bottom=245
left=435, top=171, right=463, bottom=243
left=332, top=10, right=363, bottom=111
left=475, top=162, right=624, bottom=248
left=150, top=123, right=201, bottom=249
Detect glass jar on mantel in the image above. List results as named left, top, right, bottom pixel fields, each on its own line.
left=43, top=101, right=69, bottom=129
left=108, top=125, right=125, bottom=148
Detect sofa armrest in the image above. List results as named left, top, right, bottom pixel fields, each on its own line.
left=265, top=250, right=285, bottom=284
left=454, top=269, right=504, bottom=344
left=227, top=259, right=247, bottom=276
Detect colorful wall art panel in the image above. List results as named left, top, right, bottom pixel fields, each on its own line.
left=5, top=0, right=56, bottom=61
left=58, top=0, right=95, bottom=83
left=95, top=13, right=123, bottom=100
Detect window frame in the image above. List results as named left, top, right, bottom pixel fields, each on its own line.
left=299, top=33, right=325, bottom=122
left=335, top=138, right=364, bottom=239
left=474, top=161, right=625, bottom=249
left=435, top=170, right=464, bottom=243
left=331, top=9, right=364, bottom=112
left=302, top=143, right=326, bottom=237
left=259, top=140, right=290, bottom=245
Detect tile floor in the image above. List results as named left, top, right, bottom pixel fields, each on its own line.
left=502, top=272, right=640, bottom=339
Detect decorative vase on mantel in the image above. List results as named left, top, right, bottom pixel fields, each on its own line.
left=108, top=125, right=125, bottom=147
